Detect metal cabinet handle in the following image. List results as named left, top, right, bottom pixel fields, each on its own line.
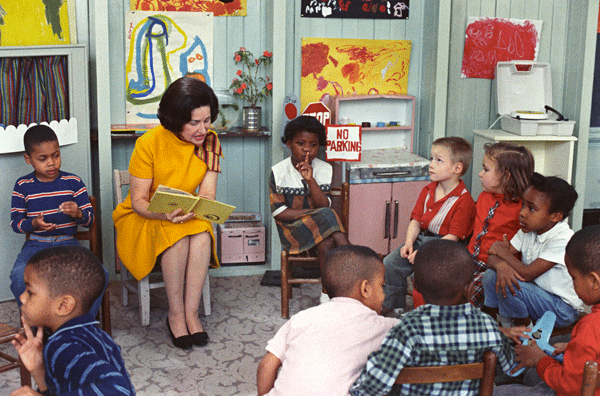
left=393, top=200, right=399, bottom=239
left=385, top=201, right=391, bottom=239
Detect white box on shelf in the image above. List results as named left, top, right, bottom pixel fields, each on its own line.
left=496, top=61, right=575, bottom=136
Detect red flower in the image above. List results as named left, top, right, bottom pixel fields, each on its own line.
left=255, top=59, right=259, bottom=65
left=235, top=54, right=241, bottom=62
left=264, top=51, right=272, bottom=57
left=237, top=87, right=243, bottom=94
left=266, top=82, right=273, bottom=90
left=232, top=78, right=239, bottom=83
left=241, top=83, right=247, bottom=89
left=236, top=70, right=242, bottom=76
left=240, top=47, right=246, bottom=52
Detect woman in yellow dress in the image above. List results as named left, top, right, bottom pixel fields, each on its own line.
left=113, top=77, right=223, bottom=349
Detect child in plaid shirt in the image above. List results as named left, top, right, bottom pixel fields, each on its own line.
left=351, top=239, right=518, bottom=396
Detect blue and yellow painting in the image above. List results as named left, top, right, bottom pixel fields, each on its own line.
left=0, top=0, right=70, bottom=46
left=125, top=11, right=213, bottom=124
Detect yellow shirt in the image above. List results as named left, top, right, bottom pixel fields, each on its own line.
left=113, top=125, right=220, bottom=281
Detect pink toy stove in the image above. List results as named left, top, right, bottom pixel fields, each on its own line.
left=217, top=213, right=265, bottom=265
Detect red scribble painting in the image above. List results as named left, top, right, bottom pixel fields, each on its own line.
left=301, top=37, right=411, bottom=108
left=462, top=17, right=542, bottom=79
left=131, top=0, right=246, bottom=16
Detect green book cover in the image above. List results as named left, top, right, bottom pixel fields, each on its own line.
left=147, top=185, right=235, bottom=224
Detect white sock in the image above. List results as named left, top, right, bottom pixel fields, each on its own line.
left=320, top=292, right=330, bottom=304
left=497, top=315, right=514, bottom=328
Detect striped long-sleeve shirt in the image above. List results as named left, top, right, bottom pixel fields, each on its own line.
left=43, top=314, right=135, bottom=395
left=10, top=171, right=93, bottom=236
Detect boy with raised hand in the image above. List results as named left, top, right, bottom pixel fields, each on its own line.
left=351, top=239, right=515, bottom=396
left=257, top=245, right=398, bottom=396
left=11, top=245, right=135, bottom=396
left=382, top=136, right=476, bottom=316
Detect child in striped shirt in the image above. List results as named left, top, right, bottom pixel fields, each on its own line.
left=11, top=245, right=135, bottom=396
left=9, top=125, right=103, bottom=315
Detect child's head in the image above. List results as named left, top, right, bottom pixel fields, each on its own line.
left=430, top=136, right=473, bottom=177
left=20, top=245, right=105, bottom=330
left=281, top=115, right=326, bottom=166
left=321, top=245, right=385, bottom=313
left=519, top=172, right=578, bottom=234
left=479, top=142, right=534, bottom=201
left=413, top=239, right=475, bottom=305
left=23, top=125, right=61, bottom=182
left=565, top=225, right=600, bottom=306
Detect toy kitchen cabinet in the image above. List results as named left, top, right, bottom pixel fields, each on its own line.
left=332, top=94, right=430, bottom=256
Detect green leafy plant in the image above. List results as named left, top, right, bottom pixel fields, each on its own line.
left=229, top=47, right=273, bottom=108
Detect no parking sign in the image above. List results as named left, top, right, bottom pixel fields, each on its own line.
left=326, top=125, right=362, bottom=162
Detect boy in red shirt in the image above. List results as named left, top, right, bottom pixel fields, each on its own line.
left=382, top=137, right=476, bottom=316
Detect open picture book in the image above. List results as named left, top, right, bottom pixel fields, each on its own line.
left=147, top=185, right=236, bottom=224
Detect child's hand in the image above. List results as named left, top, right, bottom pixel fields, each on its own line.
left=10, top=386, right=43, bottom=396
left=500, top=325, right=531, bottom=344
left=295, top=152, right=314, bottom=181
left=400, top=244, right=414, bottom=259
left=407, top=250, right=417, bottom=264
left=488, top=234, right=511, bottom=256
left=495, top=261, right=524, bottom=298
left=510, top=340, right=547, bottom=374
left=12, top=322, right=44, bottom=375
left=552, top=342, right=568, bottom=356
left=59, top=201, right=83, bottom=219
left=31, top=214, right=57, bottom=232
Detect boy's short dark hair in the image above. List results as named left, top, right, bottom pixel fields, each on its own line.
left=23, top=125, right=58, bottom=155
left=281, top=115, right=327, bottom=146
left=322, top=245, right=382, bottom=298
left=565, top=225, right=600, bottom=275
left=529, top=172, right=578, bottom=218
left=157, top=77, right=219, bottom=134
left=414, top=239, right=475, bottom=303
left=432, top=136, right=473, bottom=176
left=28, top=245, right=105, bottom=314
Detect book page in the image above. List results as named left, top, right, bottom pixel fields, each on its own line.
left=192, top=197, right=236, bottom=224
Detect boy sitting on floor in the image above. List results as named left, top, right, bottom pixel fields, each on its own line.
left=351, top=239, right=515, bottom=396
left=257, top=245, right=398, bottom=396
left=11, top=245, right=134, bottom=396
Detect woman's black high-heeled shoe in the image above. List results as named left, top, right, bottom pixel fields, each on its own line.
left=167, top=318, right=192, bottom=350
left=190, top=331, right=209, bottom=347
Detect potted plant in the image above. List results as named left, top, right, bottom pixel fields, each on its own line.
left=229, top=47, right=273, bottom=130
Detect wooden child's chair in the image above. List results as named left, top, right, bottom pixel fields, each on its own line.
left=0, top=323, right=31, bottom=387
left=393, top=350, right=497, bottom=396
left=280, top=182, right=350, bottom=318
left=114, top=169, right=210, bottom=327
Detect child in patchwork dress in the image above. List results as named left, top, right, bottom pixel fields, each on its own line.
left=270, top=115, right=350, bottom=303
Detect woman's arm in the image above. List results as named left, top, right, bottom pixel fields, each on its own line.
left=198, top=170, right=218, bottom=200
left=129, top=174, right=195, bottom=223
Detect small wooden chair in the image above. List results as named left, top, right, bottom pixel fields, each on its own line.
left=25, top=195, right=111, bottom=335
left=393, top=350, right=497, bottom=396
left=114, top=169, right=210, bottom=327
left=0, top=322, right=31, bottom=387
left=581, top=360, right=600, bottom=396
left=280, top=182, right=350, bottom=318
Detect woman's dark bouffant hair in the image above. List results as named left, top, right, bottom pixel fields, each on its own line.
left=485, top=142, right=534, bottom=202
left=281, top=115, right=327, bottom=146
left=157, top=77, right=219, bottom=134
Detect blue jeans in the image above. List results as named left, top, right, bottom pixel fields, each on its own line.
left=482, top=269, right=579, bottom=328
left=10, top=238, right=108, bottom=319
left=383, top=233, right=441, bottom=309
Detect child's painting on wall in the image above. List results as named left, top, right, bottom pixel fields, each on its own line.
left=0, top=0, right=72, bottom=46
left=300, top=37, right=411, bottom=110
left=131, top=0, right=247, bottom=16
left=125, top=11, right=213, bottom=124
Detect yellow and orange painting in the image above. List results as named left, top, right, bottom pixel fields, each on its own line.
left=131, top=0, right=246, bottom=16
left=301, top=37, right=411, bottom=109
left=0, top=0, right=70, bottom=46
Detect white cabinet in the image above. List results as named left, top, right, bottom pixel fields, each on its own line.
left=472, top=129, right=577, bottom=200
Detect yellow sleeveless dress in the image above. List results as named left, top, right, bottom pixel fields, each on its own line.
left=112, top=125, right=220, bottom=281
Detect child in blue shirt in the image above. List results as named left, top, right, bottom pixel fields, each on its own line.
left=11, top=245, right=135, bottom=396
left=9, top=125, right=106, bottom=317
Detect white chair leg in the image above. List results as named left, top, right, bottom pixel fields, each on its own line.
left=200, top=276, right=211, bottom=316
left=121, top=266, right=129, bottom=307
left=139, top=276, right=151, bottom=327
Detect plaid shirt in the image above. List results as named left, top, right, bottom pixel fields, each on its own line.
left=350, top=303, right=514, bottom=396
